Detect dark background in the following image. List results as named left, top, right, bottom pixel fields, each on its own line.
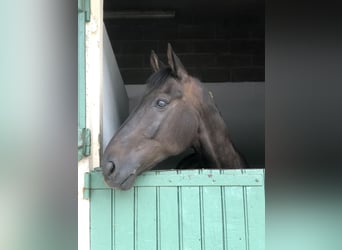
left=104, top=0, right=264, bottom=83
left=103, top=0, right=265, bottom=168
left=2, top=0, right=342, bottom=249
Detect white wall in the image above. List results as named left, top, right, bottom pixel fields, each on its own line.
left=102, top=28, right=129, bottom=151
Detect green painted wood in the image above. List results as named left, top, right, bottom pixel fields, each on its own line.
left=83, top=171, right=90, bottom=199
left=88, top=169, right=264, bottom=250
left=202, top=186, right=224, bottom=250
left=180, top=186, right=202, bottom=250
left=245, top=186, right=265, bottom=250
left=197, top=170, right=223, bottom=250
left=78, top=10, right=86, bottom=134
left=113, top=188, right=135, bottom=250
left=89, top=169, right=263, bottom=189
left=90, top=190, right=112, bottom=250
left=225, top=187, right=247, bottom=250
left=78, top=10, right=86, bottom=161
left=84, top=0, right=91, bottom=22
left=78, top=0, right=90, bottom=161
left=158, top=171, right=180, bottom=250
left=78, top=0, right=90, bottom=20
left=159, top=187, right=180, bottom=250
left=135, top=187, right=157, bottom=250
left=78, top=0, right=84, bottom=12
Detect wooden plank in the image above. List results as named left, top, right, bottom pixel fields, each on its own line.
left=90, top=189, right=112, bottom=250
left=78, top=11, right=86, bottom=130
left=135, top=187, right=157, bottom=250
left=202, top=186, right=225, bottom=250
left=90, top=170, right=263, bottom=189
left=89, top=169, right=265, bottom=250
left=224, top=187, right=247, bottom=250
left=157, top=186, right=180, bottom=250
left=180, top=186, right=202, bottom=250
left=245, top=186, right=265, bottom=250
left=157, top=170, right=180, bottom=250
left=77, top=10, right=86, bottom=161
left=113, top=188, right=135, bottom=250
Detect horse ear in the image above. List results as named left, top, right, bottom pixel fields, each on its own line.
left=167, top=43, right=188, bottom=79
left=150, top=50, right=165, bottom=73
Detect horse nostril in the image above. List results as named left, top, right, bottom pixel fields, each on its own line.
left=105, top=161, right=116, bottom=175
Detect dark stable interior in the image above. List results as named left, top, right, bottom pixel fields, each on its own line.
left=103, top=0, right=265, bottom=168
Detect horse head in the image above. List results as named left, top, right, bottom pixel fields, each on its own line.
left=101, top=44, right=246, bottom=190
left=102, top=44, right=204, bottom=190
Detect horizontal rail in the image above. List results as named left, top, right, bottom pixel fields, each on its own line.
left=88, top=169, right=264, bottom=189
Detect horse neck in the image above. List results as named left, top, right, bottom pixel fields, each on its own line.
left=194, top=92, right=246, bottom=169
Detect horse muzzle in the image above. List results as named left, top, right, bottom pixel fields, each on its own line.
left=101, top=159, right=138, bottom=190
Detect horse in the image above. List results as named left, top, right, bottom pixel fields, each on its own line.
left=101, top=44, right=247, bottom=190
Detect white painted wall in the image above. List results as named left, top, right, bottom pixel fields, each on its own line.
left=102, top=28, right=129, bottom=152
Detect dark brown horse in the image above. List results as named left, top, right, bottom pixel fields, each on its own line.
left=102, top=44, right=246, bottom=190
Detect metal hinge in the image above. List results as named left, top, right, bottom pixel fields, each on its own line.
left=78, top=128, right=91, bottom=161
left=78, top=0, right=91, bottom=22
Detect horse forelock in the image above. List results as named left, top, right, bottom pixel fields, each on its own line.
left=146, top=67, right=176, bottom=90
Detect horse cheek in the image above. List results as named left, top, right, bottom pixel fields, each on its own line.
left=173, top=110, right=198, bottom=150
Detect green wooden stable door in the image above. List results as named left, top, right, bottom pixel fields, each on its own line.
left=85, top=169, right=265, bottom=250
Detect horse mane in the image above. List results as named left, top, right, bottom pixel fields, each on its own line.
left=146, top=67, right=176, bottom=90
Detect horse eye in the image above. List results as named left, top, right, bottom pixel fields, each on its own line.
left=156, top=99, right=168, bottom=108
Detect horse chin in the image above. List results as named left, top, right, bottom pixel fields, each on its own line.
left=104, top=173, right=137, bottom=191
left=118, top=174, right=136, bottom=190
left=102, top=160, right=161, bottom=190
left=116, top=164, right=153, bottom=190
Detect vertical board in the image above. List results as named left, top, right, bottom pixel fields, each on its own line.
left=135, top=187, right=157, bottom=250
left=77, top=10, right=86, bottom=161
left=202, top=186, right=224, bottom=250
left=113, top=188, right=135, bottom=250
left=78, top=11, right=85, bottom=131
left=89, top=169, right=264, bottom=250
left=158, top=167, right=180, bottom=250
left=224, top=187, right=247, bottom=250
left=200, top=169, right=224, bottom=250
left=180, top=186, right=202, bottom=250
left=90, top=190, right=112, bottom=250
left=245, top=186, right=265, bottom=250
